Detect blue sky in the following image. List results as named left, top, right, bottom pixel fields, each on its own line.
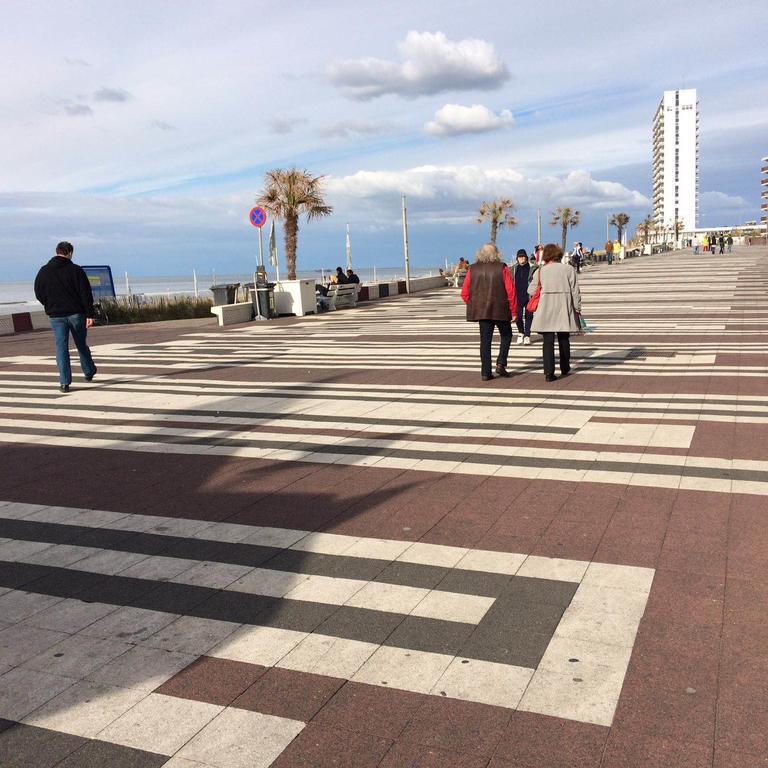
left=1, top=0, right=767, bottom=280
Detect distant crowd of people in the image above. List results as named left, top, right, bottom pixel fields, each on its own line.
left=461, top=243, right=581, bottom=382
left=692, top=234, right=732, bottom=255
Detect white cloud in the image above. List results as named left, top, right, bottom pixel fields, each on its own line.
left=700, top=190, right=747, bottom=208
left=93, top=87, right=132, bottom=103
left=328, top=31, right=510, bottom=100
left=319, top=120, right=395, bottom=139
left=425, top=104, right=513, bottom=136
left=64, top=103, right=93, bottom=117
left=150, top=120, right=176, bottom=131
left=326, top=165, right=649, bottom=222
left=268, top=117, right=309, bottom=135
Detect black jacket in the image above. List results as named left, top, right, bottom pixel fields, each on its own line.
left=34, top=257, right=95, bottom=318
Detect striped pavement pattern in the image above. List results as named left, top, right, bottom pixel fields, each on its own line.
left=1, top=247, right=767, bottom=767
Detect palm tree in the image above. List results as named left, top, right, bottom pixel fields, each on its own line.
left=476, top=199, right=517, bottom=245
left=610, top=212, right=631, bottom=245
left=256, top=168, right=332, bottom=280
left=550, top=207, right=581, bottom=251
left=639, top=214, right=654, bottom=245
left=673, top=217, right=685, bottom=246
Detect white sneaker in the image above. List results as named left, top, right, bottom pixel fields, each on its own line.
left=517, top=335, right=524, bottom=345
left=523, top=336, right=531, bottom=345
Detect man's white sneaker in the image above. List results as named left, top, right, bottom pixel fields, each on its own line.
left=523, top=336, right=531, bottom=345
left=517, top=335, right=524, bottom=345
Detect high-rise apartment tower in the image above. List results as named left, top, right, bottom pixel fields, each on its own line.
left=652, top=89, right=699, bottom=232
left=762, top=155, right=768, bottom=224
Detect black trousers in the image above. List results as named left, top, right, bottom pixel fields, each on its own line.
left=514, top=303, right=533, bottom=336
left=541, top=332, right=570, bottom=377
left=478, top=320, right=512, bottom=376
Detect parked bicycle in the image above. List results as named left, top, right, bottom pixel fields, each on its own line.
left=92, top=301, right=110, bottom=326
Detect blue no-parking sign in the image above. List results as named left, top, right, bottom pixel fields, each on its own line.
left=249, top=206, right=267, bottom=228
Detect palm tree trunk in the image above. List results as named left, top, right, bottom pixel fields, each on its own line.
left=284, top=212, right=299, bottom=280
left=561, top=223, right=567, bottom=252
left=490, top=219, right=498, bottom=245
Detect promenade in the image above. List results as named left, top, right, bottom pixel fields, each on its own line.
left=0, top=247, right=766, bottom=767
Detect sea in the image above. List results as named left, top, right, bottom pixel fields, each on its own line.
left=0, top=266, right=441, bottom=315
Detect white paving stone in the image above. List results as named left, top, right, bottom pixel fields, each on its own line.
left=0, top=667, right=77, bottom=721
left=24, top=679, right=148, bottom=737
left=143, top=615, right=241, bottom=655
left=78, top=606, right=179, bottom=642
left=0, top=623, right=69, bottom=667
left=208, top=625, right=308, bottom=667
left=177, top=707, right=305, bottom=768
left=0, top=590, right=64, bottom=623
left=345, top=580, right=428, bottom=614
left=97, top=692, right=223, bottom=755
left=411, top=589, right=495, bottom=624
left=517, top=555, right=589, bottom=583
left=22, top=634, right=134, bottom=679
left=432, top=657, right=533, bottom=709
left=353, top=646, right=453, bottom=694
left=23, top=598, right=116, bottom=634
left=87, top=645, right=196, bottom=691
left=278, top=633, right=378, bottom=679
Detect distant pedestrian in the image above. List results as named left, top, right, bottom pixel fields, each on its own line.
left=33, top=241, right=97, bottom=393
left=534, top=244, right=544, bottom=264
left=693, top=236, right=699, bottom=254
left=605, top=239, right=614, bottom=265
left=461, top=243, right=517, bottom=380
left=727, top=234, right=733, bottom=253
left=710, top=236, right=717, bottom=255
left=570, top=242, right=583, bottom=273
left=702, top=235, right=709, bottom=253
left=511, top=249, right=538, bottom=346
left=530, top=244, right=581, bottom=382
left=718, top=235, right=725, bottom=254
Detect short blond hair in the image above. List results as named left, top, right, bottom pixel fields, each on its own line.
left=475, top=243, right=502, bottom=263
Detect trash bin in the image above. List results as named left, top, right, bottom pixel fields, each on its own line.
left=210, top=283, right=240, bottom=305
left=251, top=283, right=276, bottom=319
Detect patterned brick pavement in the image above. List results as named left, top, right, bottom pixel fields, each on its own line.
left=0, top=247, right=766, bottom=767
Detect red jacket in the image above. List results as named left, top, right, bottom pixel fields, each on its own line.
left=461, top=263, right=518, bottom=319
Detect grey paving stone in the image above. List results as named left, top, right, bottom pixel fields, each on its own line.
left=0, top=721, right=86, bottom=768
left=386, top=615, right=474, bottom=656
left=373, top=561, right=449, bottom=589
left=56, top=740, right=168, bottom=768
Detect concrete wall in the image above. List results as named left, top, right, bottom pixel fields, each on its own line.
left=0, top=311, right=49, bottom=336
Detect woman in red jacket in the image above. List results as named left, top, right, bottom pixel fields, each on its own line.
left=461, top=243, right=518, bottom=380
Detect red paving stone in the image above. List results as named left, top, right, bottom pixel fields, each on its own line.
left=2, top=250, right=768, bottom=767
left=155, top=656, right=269, bottom=706
left=491, top=711, right=608, bottom=768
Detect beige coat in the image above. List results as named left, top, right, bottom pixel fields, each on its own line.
left=529, top=262, right=581, bottom=333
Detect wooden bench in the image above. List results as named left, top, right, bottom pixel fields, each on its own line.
left=325, top=283, right=358, bottom=310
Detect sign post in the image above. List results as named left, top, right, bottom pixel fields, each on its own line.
left=401, top=195, right=411, bottom=294
left=249, top=206, right=268, bottom=320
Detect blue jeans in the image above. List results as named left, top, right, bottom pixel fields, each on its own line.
left=49, top=314, right=96, bottom=386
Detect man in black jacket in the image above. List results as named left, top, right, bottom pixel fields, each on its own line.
left=34, top=241, right=97, bottom=392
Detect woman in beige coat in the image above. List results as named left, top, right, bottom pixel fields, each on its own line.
left=529, top=243, right=581, bottom=381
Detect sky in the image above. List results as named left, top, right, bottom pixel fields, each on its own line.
left=1, top=0, right=767, bottom=280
